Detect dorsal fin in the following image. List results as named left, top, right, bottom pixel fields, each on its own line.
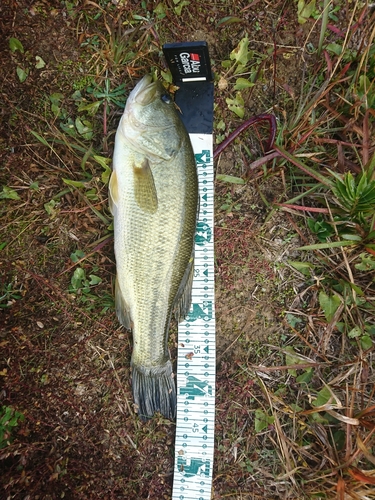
left=174, top=253, right=195, bottom=322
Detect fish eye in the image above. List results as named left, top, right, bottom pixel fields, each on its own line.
left=161, top=94, right=172, bottom=104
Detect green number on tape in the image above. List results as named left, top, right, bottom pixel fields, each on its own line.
left=179, top=376, right=213, bottom=400
left=177, top=456, right=211, bottom=478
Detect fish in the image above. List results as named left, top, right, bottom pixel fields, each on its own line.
left=109, top=75, right=198, bottom=421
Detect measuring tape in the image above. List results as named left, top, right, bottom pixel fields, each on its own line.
left=162, top=42, right=215, bottom=500
left=172, top=134, right=215, bottom=500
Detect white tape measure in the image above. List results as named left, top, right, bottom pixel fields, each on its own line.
left=172, top=133, right=215, bottom=500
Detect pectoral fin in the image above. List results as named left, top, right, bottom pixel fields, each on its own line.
left=108, top=170, right=119, bottom=215
left=174, top=253, right=195, bottom=323
left=115, top=277, right=132, bottom=330
left=133, top=159, right=158, bottom=213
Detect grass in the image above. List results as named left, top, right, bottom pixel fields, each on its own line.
left=215, top=1, right=375, bottom=497
left=1, top=0, right=375, bottom=498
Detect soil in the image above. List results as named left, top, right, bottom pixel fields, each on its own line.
left=0, top=1, right=369, bottom=499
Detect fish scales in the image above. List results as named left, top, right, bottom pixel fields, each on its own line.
left=109, top=75, right=198, bottom=420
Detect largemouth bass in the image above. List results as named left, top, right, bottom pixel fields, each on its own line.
left=109, top=75, right=198, bottom=421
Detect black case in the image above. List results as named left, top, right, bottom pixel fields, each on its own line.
left=163, top=42, right=214, bottom=135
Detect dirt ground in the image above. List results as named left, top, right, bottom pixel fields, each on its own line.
left=1, top=1, right=371, bottom=499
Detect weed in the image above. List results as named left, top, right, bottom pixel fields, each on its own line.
left=220, top=35, right=266, bottom=118
left=8, top=35, right=47, bottom=83
left=0, top=407, right=25, bottom=449
left=69, top=266, right=102, bottom=296
left=84, top=76, right=127, bottom=143
left=67, top=257, right=113, bottom=313
left=218, top=191, right=243, bottom=213
left=0, top=282, right=22, bottom=308
left=232, top=3, right=375, bottom=495
left=0, top=186, right=21, bottom=200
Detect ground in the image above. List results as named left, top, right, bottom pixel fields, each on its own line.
left=1, top=1, right=375, bottom=499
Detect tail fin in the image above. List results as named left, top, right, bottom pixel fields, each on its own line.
left=131, top=361, right=176, bottom=421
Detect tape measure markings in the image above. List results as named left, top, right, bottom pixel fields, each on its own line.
left=172, top=133, right=215, bottom=500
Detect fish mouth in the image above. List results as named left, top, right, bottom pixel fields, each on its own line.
left=132, top=75, right=158, bottom=106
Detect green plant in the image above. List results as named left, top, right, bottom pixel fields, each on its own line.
left=0, top=282, right=22, bottom=308
left=83, top=77, right=127, bottom=143
left=254, top=408, right=274, bottom=432
left=289, top=159, right=375, bottom=252
left=218, top=192, right=242, bottom=213
left=317, top=0, right=330, bottom=55
left=45, top=90, right=96, bottom=143
left=0, top=186, right=20, bottom=200
left=172, top=0, right=190, bottom=16
left=0, top=406, right=25, bottom=449
left=298, top=160, right=375, bottom=250
left=69, top=267, right=102, bottom=296
left=296, top=0, right=317, bottom=25
left=68, top=264, right=114, bottom=313
left=307, top=214, right=335, bottom=241
left=8, top=35, right=46, bottom=83
left=220, top=35, right=266, bottom=118
left=329, top=162, right=375, bottom=222
left=85, top=79, right=127, bottom=111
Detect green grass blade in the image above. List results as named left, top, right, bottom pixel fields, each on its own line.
left=297, top=240, right=355, bottom=250
left=274, top=145, right=333, bottom=187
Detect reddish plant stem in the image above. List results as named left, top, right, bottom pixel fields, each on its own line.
left=213, top=113, right=277, bottom=160
left=275, top=203, right=331, bottom=213
left=246, top=150, right=281, bottom=172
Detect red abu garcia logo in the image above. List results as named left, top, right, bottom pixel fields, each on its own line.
left=179, top=52, right=201, bottom=74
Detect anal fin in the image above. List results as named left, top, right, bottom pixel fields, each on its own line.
left=115, top=277, right=132, bottom=330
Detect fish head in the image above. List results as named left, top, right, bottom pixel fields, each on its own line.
left=119, top=75, right=184, bottom=161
